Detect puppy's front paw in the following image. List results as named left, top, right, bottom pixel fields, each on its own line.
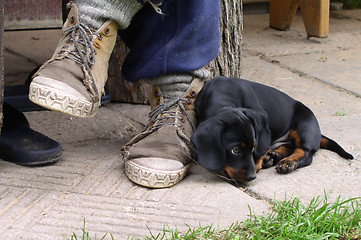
left=275, top=159, right=297, bottom=174
left=262, top=150, right=276, bottom=168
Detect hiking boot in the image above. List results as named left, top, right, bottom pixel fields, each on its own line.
left=121, top=78, right=205, bottom=188
left=29, top=2, right=118, bottom=117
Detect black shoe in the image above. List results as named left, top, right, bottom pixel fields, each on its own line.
left=0, top=102, right=62, bottom=166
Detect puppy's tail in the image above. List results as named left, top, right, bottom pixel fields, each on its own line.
left=320, top=135, right=354, bottom=160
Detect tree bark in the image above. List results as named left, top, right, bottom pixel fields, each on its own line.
left=209, top=0, right=243, bottom=79
left=107, top=38, right=152, bottom=104
left=0, top=0, right=4, bottom=131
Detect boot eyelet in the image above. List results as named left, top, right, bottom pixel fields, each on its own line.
left=98, top=35, right=103, bottom=41
left=70, top=16, right=75, bottom=24
left=180, top=118, right=185, bottom=123
left=66, top=38, right=72, bottom=43
left=190, top=90, right=196, bottom=97
left=93, top=41, right=100, bottom=49
left=104, top=27, right=110, bottom=35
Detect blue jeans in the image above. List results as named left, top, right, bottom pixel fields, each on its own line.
left=120, top=0, right=221, bottom=82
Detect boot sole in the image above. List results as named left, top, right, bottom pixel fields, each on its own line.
left=124, top=160, right=190, bottom=188
left=29, top=82, right=95, bottom=118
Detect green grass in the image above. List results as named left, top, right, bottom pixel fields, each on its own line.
left=64, top=194, right=361, bottom=240
left=238, top=195, right=361, bottom=240
left=336, top=109, right=348, bottom=116
left=62, top=219, right=114, bottom=240
left=342, top=0, right=361, bottom=9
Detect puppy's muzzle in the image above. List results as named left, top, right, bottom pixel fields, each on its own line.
left=223, top=165, right=256, bottom=182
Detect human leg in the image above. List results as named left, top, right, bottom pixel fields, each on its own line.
left=29, top=0, right=142, bottom=117
left=122, top=69, right=210, bottom=188
left=121, top=0, right=221, bottom=188
left=28, top=0, right=221, bottom=188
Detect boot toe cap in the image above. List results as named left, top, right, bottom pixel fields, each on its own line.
left=124, top=157, right=190, bottom=188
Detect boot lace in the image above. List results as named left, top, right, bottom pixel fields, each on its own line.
left=58, top=23, right=100, bottom=100
left=145, top=95, right=195, bottom=132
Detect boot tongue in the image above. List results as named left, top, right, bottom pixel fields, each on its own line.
left=146, top=96, right=187, bottom=131
left=146, top=78, right=205, bottom=132
left=63, top=2, right=80, bottom=30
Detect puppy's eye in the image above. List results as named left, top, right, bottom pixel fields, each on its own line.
left=231, top=146, right=241, bottom=155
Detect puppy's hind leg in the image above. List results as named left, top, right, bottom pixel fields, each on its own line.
left=275, top=102, right=322, bottom=174
left=275, top=130, right=315, bottom=174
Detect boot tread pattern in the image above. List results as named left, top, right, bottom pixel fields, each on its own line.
left=29, top=82, right=94, bottom=118
left=124, top=161, right=190, bottom=188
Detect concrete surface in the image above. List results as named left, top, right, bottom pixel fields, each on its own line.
left=1, top=9, right=361, bottom=239
left=241, top=11, right=361, bottom=204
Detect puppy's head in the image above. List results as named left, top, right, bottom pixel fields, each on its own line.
left=191, top=107, right=270, bottom=182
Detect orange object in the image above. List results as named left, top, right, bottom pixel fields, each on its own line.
left=270, top=0, right=330, bottom=38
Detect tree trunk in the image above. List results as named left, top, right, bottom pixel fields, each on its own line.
left=208, top=0, right=243, bottom=79
left=107, top=38, right=152, bottom=104
left=0, top=0, right=4, bottom=131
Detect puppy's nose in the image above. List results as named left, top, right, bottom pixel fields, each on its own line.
left=246, top=174, right=256, bottom=181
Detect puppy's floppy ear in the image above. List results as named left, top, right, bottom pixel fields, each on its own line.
left=240, top=108, right=271, bottom=158
left=191, top=117, right=226, bottom=172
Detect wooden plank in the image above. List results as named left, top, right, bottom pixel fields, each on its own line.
left=269, top=0, right=329, bottom=38
left=269, top=0, right=299, bottom=30
left=4, top=0, right=62, bottom=30
left=300, top=0, right=329, bottom=37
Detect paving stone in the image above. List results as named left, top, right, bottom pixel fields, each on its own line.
left=246, top=115, right=361, bottom=204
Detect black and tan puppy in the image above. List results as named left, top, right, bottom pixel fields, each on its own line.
left=191, top=77, right=353, bottom=182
